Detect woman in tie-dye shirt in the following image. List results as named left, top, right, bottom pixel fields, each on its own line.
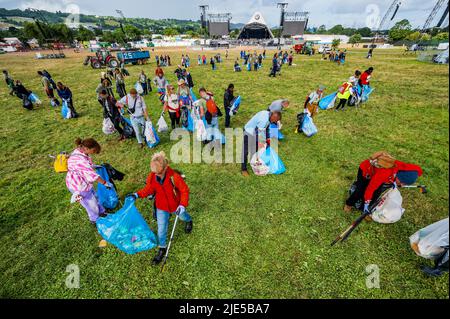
left=66, top=138, right=112, bottom=224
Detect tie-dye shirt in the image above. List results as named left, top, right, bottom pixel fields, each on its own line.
left=65, top=148, right=99, bottom=192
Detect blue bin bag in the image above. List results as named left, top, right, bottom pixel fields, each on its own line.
left=28, top=93, right=40, bottom=103
left=95, top=165, right=119, bottom=210
left=259, top=146, right=286, bottom=175
left=190, top=88, right=198, bottom=102
left=319, top=92, right=337, bottom=110
left=97, top=197, right=157, bottom=254
left=361, top=85, right=374, bottom=102
left=182, top=108, right=194, bottom=132
left=61, top=99, right=71, bottom=119
left=301, top=115, right=318, bottom=137
left=230, top=96, right=241, bottom=115
left=145, top=122, right=160, bottom=149
left=269, top=123, right=284, bottom=140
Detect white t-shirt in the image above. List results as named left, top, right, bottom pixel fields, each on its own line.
left=164, top=93, right=179, bottom=113
left=119, top=94, right=147, bottom=118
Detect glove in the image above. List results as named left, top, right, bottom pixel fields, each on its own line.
left=104, top=181, right=113, bottom=189
left=126, top=193, right=138, bottom=200
left=175, top=205, right=186, bottom=216
left=266, top=138, right=271, bottom=146
left=363, top=201, right=371, bottom=214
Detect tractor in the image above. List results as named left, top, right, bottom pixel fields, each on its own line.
left=83, top=49, right=119, bottom=69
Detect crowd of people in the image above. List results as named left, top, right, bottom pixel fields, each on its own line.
left=2, top=47, right=447, bottom=276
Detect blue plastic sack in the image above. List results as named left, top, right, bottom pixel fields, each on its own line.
left=247, top=63, right=251, bottom=71
left=259, top=146, right=286, bottom=175
left=96, top=197, right=157, bottom=254
left=145, top=122, right=160, bottom=148
left=269, top=123, right=284, bottom=140
left=319, top=92, right=337, bottom=110
left=230, top=96, right=241, bottom=115
left=61, top=100, right=71, bottom=119
left=95, top=165, right=119, bottom=210
left=190, top=88, right=198, bottom=102
left=301, top=114, right=318, bottom=137
left=361, top=85, right=374, bottom=102
left=28, top=93, right=40, bottom=104
left=182, top=108, right=194, bottom=132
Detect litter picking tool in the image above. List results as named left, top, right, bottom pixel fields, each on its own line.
left=331, top=211, right=370, bottom=246
left=161, top=214, right=179, bottom=273
left=399, top=184, right=428, bottom=194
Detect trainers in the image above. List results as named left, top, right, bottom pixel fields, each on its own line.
left=152, top=247, right=167, bottom=265
left=241, top=171, right=250, bottom=177
left=185, top=221, right=193, bottom=234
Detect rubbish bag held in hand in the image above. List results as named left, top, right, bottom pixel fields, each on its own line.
left=157, top=113, right=169, bottom=133
left=371, top=188, right=405, bottom=224
left=28, top=93, right=41, bottom=104
left=121, top=116, right=135, bottom=139
left=97, top=197, right=157, bottom=254
left=301, top=114, right=318, bottom=137
left=181, top=107, right=194, bottom=132
left=269, top=123, right=284, bottom=140
left=190, top=88, right=198, bottom=102
left=410, top=218, right=449, bottom=260
left=95, top=165, right=119, bottom=210
left=61, top=99, right=72, bottom=119
left=258, top=146, right=286, bottom=175
left=229, top=96, right=241, bottom=116
left=195, top=117, right=207, bottom=141
left=144, top=120, right=160, bottom=148
left=135, top=82, right=144, bottom=95
left=250, top=149, right=270, bottom=176
left=319, top=92, right=337, bottom=110
left=102, top=118, right=116, bottom=135
left=361, top=85, right=374, bottom=102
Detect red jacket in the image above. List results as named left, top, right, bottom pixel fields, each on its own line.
left=360, top=72, right=371, bottom=85
left=359, top=160, right=423, bottom=202
left=137, top=167, right=189, bottom=213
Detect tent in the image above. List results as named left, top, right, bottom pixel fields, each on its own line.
left=237, top=12, right=274, bottom=40
left=433, top=48, right=449, bottom=64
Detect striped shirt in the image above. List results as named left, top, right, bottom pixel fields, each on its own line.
left=65, top=148, right=99, bottom=192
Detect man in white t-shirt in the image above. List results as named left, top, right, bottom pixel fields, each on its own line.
left=117, top=88, right=149, bottom=148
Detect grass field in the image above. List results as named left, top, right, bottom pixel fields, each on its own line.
left=0, top=47, right=448, bottom=299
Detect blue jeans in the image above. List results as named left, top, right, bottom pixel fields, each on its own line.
left=206, top=116, right=219, bottom=141
left=156, top=209, right=192, bottom=248
left=130, top=116, right=145, bottom=144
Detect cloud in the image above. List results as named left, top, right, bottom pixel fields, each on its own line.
left=1, top=0, right=445, bottom=29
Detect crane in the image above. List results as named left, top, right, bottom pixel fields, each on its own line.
left=115, top=9, right=129, bottom=44
left=371, top=0, right=403, bottom=48
left=29, top=8, right=65, bottom=58
left=421, top=0, right=448, bottom=32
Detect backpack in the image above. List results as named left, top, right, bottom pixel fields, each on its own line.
left=206, top=98, right=218, bottom=116
left=150, top=170, right=186, bottom=220
left=54, top=152, right=69, bottom=173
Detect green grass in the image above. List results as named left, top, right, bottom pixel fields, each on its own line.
left=0, top=48, right=448, bottom=299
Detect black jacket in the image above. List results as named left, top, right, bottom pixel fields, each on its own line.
left=224, top=89, right=234, bottom=109
left=101, top=96, right=120, bottom=120
left=185, top=73, right=194, bottom=88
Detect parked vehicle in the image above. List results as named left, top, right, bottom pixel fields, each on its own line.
left=83, top=49, right=119, bottom=69
left=318, top=45, right=332, bottom=54
left=116, top=50, right=150, bottom=65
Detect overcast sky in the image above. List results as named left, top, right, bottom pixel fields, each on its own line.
left=0, top=0, right=446, bottom=29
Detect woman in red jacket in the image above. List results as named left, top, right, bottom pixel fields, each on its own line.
left=129, top=151, right=193, bottom=265
left=344, top=151, right=423, bottom=215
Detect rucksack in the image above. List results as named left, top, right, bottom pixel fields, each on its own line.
left=295, top=112, right=306, bottom=134
left=54, top=152, right=69, bottom=173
